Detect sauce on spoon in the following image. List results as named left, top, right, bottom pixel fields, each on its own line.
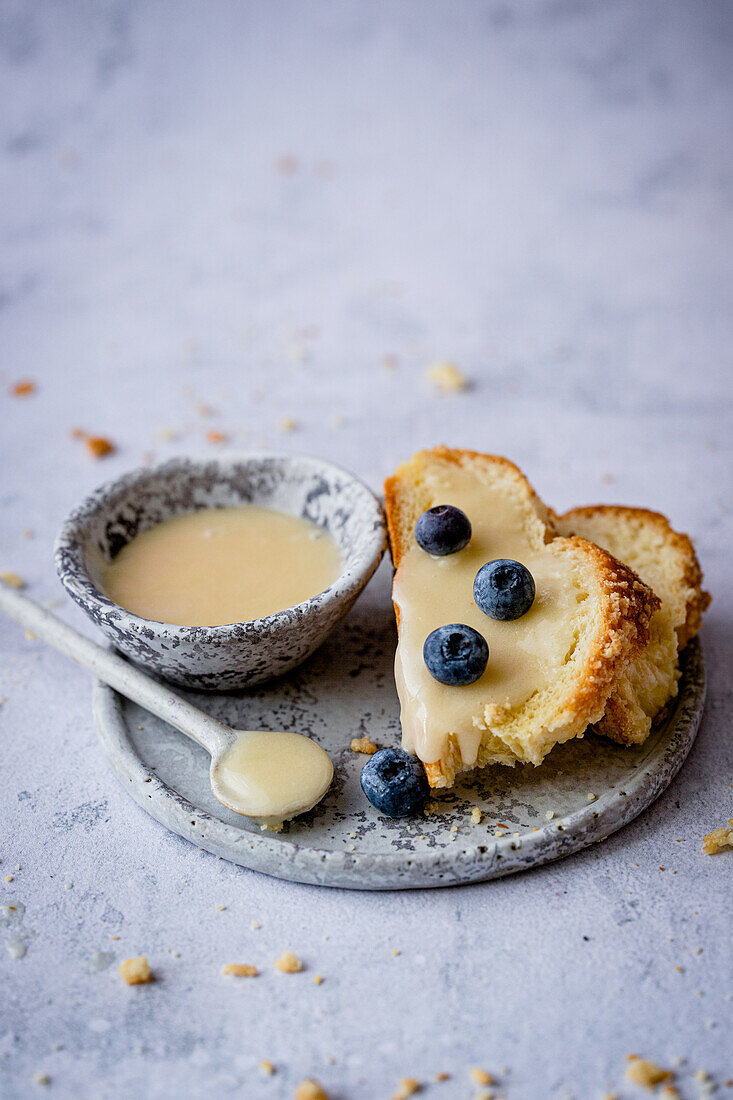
left=213, top=730, right=334, bottom=830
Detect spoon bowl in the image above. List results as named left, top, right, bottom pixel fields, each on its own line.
left=212, top=730, right=334, bottom=829
left=0, top=581, right=335, bottom=828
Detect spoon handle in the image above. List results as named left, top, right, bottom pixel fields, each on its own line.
left=0, top=581, right=232, bottom=757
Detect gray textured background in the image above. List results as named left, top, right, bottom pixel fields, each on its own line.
left=1, top=2, right=731, bottom=1097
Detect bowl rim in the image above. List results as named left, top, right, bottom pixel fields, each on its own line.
left=54, top=451, right=387, bottom=637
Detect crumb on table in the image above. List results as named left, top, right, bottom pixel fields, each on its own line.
left=85, top=436, right=115, bottom=458
left=470, top=1067, right=494, bottom=1086
left=470, top=807, right=482, bottom=825
left=295, top=1080, right=328, bottom=1100
left=275, top=951, right=303, bottom=973
left=625, top=1055, right=673, bottom=1089
left=275, top=154, right=298, bottom=176
left=425, top=362, right=468, bottom=392
left=205, top=430, right=228, bottom=445
left=0, top=572, right=25, bottom=589
left=702, top=821, right=733, bottom=854
left=259, top=1061, right=275, bottom=1076
left=221, top=963, right=258, bottom=977
left=11, top=380, right=36, bottom=397
left=118, top=956, right=153, bottom=985
left=350, top=736, right=378, bottom=755
left=392, top=1079, right=420, bottom=1099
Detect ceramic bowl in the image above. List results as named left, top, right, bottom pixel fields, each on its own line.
left=55, top=453, right=387, bottom=690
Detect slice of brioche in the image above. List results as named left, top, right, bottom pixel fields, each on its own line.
left=385, top=449, right=658, bottom=788
left=554, top=506, right=710, bottom=745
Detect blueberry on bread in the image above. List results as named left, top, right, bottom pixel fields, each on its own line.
left=414, top=504, right=472, bottom=556
left=423, top=623, right=489, bottom=686
left=474, top=559, right=536, bottom=621
left=553, top=505, right=710, bottom=745
left=384, top=448, right=658, bottom=789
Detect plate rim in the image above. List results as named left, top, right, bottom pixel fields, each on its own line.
left=92, top=638, right=706, bottom=890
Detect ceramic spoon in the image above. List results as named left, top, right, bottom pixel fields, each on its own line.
left=0, top=582, right=334, bottom=830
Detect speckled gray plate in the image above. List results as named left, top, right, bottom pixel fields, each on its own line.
left=93, top=565, right=706, bottom=890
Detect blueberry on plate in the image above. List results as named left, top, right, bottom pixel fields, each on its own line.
left=423, top=623, right=489, bottom=686
left=473, top=559, right=535, bottom=621
left=360, top=747, right=430, bottom=817
left=414, top=504, right=471, bottom=556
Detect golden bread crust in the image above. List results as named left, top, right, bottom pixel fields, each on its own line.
left=555, top=504, right=710, bottom=745
left=385, top=449, right=658, bottom=787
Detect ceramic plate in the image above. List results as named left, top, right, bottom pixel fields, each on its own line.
left=92, top=566, right=705, bottom=890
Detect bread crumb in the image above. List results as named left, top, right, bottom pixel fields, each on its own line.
left=470, top=1068, right=495, bottom=1086
left=275, top=154, right=298, bottom=177
left=275, top=951, right=302, bottom=973
left=221, top=963, right=257, bottom=977
left=702, top=820, right=733, bottom=854
left=0, top=572, right=25, bottom=589
left=260, top=1060, right=275, bottom=1076
left=625, top=1055, right=673, bottom=1089
left=287, top=340, right=307, bottom=364
left=545, top=810, right=555, bottom=820
left=6, top=875, right=14, bottom=882
left=392, top=1079, right=420, bottom=1098
left=278, top=417, right=298, bottom=433
left=215, top=904, right=226, bottom=911
left=392, top=948, right=401, bottom=957
left=85, top=436, right=115, bottom=458
left=32, top=1073, right=50, bottom=1086
left=350, top=736, right=378, bottom=755
left=435, top=1072, right=450, bottom=1081
left=11, top=380, right=36, bottom=397
left=470, top=807, right=482, bottom=825
left=295, top=1081, right=328, bottom=1100
left=251, top=920, right=261, bottom=930
left=425, top=362, right=468, bottom=393
left=205, top=430, right=228, bottom=445
left=118, top=956, right=152, bottom=985
left=156, top=427, right=179, bottom=442
left=586, top=792, right=597, bottom=802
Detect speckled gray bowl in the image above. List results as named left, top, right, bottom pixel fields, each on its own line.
left=55, top=453, right=386, bottom=690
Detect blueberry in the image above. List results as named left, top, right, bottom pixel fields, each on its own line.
left=414, top=505, right=471, bottom=556
left=360, top=747, right=430, bottom=817
left=473, top=559, right=535, bottom=621
left=423, top=623, right=489, bottom=686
